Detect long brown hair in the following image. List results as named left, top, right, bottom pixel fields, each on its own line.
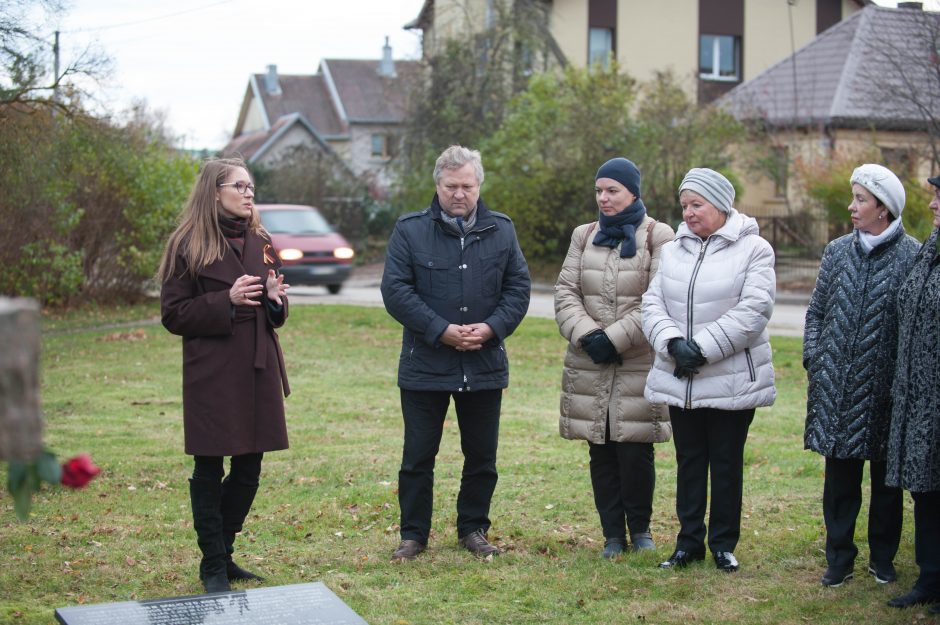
left=157, top=157, right=263, bottom=282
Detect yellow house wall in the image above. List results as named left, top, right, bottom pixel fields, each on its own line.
left=550, top=1, right=587, bottom=69
left=743, top=0, right=817, bottom=82
left=736, top=128, right=934, bottom=218
left=616, top=0, right=697, bottom=84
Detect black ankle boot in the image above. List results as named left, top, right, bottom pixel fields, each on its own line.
left=221, top=480, right=264, bottom=582
left=189, top=478, right=231, bottom=593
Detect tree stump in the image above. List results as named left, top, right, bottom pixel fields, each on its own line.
left=0, top=297, right=42, bottom=462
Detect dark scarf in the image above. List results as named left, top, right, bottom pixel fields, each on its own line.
left=219, top=215, right=248, bottom=259
left=593, top=198, right=647, bottom=258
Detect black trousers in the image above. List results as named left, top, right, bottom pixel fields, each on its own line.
left=398, top=388, right=502, bottom=544
left=669, top=406, right=754, bottom=553
left=192, top=453, right=263, bottom=486
left=588, top=418, right=655, bottom=540
left=912, top=490, right=940, bottom=595
left=822, top=457, right=902, bottom=570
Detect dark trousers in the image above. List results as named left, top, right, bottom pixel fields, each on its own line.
left=588, top=418, right=655, bottom=540
left=193, top=453, right=263, bottom=486
left=822, top=457, right=902, bottom=570
left=912, top=490, right=940, bottom=595
left=669, top=406, right=754, bottom=553
left=398, top=388, right=502, bottom=544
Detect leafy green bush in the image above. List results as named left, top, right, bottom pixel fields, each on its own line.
left=0, top=109, right=197, bottom=305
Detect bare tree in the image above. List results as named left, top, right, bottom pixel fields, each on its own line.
left=0, top=0, right=109, bottom=114
left=868, top=8, right=940, bottom=172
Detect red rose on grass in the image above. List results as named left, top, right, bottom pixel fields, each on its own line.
left=60, top=454, right=101, bottom=489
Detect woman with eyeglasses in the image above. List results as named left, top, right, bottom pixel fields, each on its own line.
left=642, top=168, right=776, bottom=573
left=157, top=157, right=290, bottom=593
left=803, top=164, right=918, bottom=589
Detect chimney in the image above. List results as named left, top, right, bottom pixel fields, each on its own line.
left=897, top=2, right=923, bottom=9
left=378, top=36, right=396, bottom=77
left=265, top=64, right=281, bottom=95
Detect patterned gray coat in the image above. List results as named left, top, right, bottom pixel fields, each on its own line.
left=803, top=225, right=919, bottom=460
left=887, top=230, right=940, bottom=492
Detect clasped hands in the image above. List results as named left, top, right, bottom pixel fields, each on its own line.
left=441, top=323, right=494, bottom=352
left=668, top=337, right=706, bottom=379
left=229, top=270, right=290, bottom=307
left=579, top=329, right=622, bottom=365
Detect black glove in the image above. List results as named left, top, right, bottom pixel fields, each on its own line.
left=668, top=337, right=706, bottom=379
left=579, top=330, right=623, bottom=365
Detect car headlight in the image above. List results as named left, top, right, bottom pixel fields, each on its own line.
left=334, top=247, right=355, bottom=260
left=279, top=248, right=303, bottom=261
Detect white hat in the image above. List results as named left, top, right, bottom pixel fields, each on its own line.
left=850, top=164, right=905, bottom=218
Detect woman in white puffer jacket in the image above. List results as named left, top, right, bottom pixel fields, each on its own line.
left=642, top=167, right=776, bottom=574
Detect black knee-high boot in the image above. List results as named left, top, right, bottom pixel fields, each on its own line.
left=221, top=480, right=264, bottom=581
left=189, top=477, right=231, bottom=593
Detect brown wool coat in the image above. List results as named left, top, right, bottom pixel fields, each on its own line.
left=161, top=230, right=290, bottom=456
left=555, top=216, right=674, bottom=444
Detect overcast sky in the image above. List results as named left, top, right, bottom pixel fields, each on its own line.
left=49, top=0, right=426, bottom=150
left=44, top=0, right=936, bottom=151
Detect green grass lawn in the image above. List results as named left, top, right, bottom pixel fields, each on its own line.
left=0, top=303, right=927, bottom=624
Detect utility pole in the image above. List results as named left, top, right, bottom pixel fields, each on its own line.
left=53, top=30, right=60, bottom=101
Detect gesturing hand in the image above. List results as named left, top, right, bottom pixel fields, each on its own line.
left=265, top=269, right=289, bottom=305
left=230, top=274, right=263, bottom=307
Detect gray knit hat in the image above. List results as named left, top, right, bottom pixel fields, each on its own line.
left=678, top=168, right=735, bottom=214
left=850, top=163, right=905, bottom=218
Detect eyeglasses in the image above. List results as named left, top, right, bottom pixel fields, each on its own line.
left=218, top=182, right=256, bottom=196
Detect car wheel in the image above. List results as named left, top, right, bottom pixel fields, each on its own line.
left=327, top=284, right=342, bottom=294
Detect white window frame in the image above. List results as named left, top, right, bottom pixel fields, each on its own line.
left=588, top=27, right=613, bottom=69
left=699, top=34, right=740, bottom=82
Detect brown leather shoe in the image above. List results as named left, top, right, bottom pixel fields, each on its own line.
left=391, top=539, right=426, bottom=561
left=458, top=529, right=499, bottom=557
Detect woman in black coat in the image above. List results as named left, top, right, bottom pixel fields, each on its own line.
left=803, top=164, right=919, bottom=588
left=158, top=157, right=290, bottom=593
left=884, top=175, right=940, bottom=612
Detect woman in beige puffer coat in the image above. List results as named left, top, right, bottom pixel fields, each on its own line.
left=555, top=157, right=674, bottom=559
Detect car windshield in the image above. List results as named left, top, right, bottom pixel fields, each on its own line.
left=260, top=209, right=332, bottom=235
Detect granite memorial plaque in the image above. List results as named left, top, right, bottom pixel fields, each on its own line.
left=55, top=582, right=368, bottom=625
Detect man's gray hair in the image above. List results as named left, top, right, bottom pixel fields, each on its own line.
left=433, top=145, right=484, bottom=186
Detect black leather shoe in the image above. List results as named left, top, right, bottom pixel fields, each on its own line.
left=887, top=588, right=940, bottom=608
left=658, top=549, right=705, bottom=569
left=930, top=603, right=940, bottom=616
left=713, top=551, right=739, bottom=572
left=821, top=566, right=854, bottom=587
left=458, top=529, right=499, bottom=557
left=391, top=539, right=426, bottom=561
left=868, top=561, right=897, bottom=584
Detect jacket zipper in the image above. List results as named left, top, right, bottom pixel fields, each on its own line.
left=744, top=348, right=755, bottom=382
left=685, top=239, right=710, bottom=409
left=455, top=223, right=494, bottom=392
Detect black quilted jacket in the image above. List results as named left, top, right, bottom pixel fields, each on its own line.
left=803, top=225, right=920, bottom=460
left=887, top=230, right=940, bottom=492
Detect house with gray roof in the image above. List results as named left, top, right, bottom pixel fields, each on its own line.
left=722, top=2, right=940, bottom=215
left=222, top=40, right=422, bottom=198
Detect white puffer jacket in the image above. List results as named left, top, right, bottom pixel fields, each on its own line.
left=642, top=209, right=776, bottom=410
left=555, top=216, right=675, bottom=443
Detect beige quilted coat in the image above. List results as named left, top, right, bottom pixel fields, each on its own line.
left=554, top=215, right=674, bottom=444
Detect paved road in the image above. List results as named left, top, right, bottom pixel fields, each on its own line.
left=288, top=280, right=808, bottom=338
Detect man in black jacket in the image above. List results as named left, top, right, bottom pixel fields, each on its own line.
left=381, top=145, right=531, bottom=561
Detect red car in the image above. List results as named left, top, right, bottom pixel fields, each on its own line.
left=256, top=204, right=355, bottom=294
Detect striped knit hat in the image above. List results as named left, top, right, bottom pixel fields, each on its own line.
left=678, top=168, right=735, bottom=214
